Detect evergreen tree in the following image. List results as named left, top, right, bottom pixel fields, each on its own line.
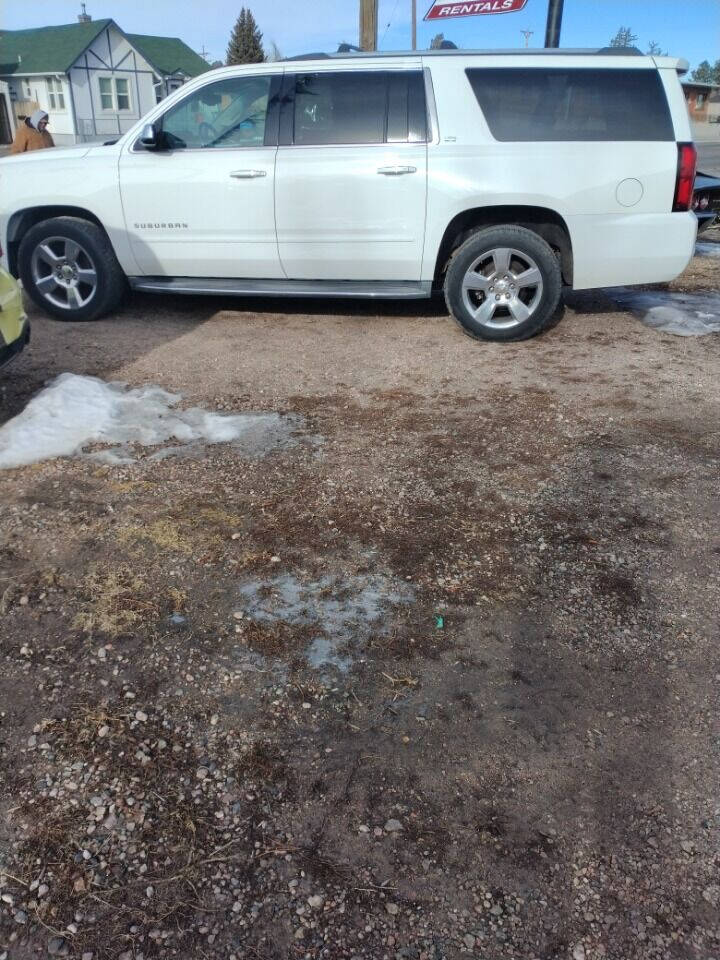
left=691, top=60, right=714, bottom=84
left=609, top=26, right=638, bottom=48
left=226, top=8, right=265, bottom=65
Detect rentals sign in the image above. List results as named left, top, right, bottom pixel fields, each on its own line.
left=424, top=0, right=528, bottom=20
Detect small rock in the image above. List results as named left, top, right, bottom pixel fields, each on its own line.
left=47, top=938, right=69, bottom=957
left=386, top=902, right=400, bottom=916
left=680, top=840, right=694, bottom=853
left=1, top=894, right=14, bottom=905
left=233, top=611, right=244, bottom=620
left=358, top=824, right=370, bottom=833
left=270, top=556, right=281, bottom=563
left=196, top=767, right=209, bottom=780
left=97, top=725, right=110, bottom=738
left=14, top=910, right=27, bottom=924
left=463, top=934, right=476, bottom=949
left=19, top=595, right=29, bottom=606
left=385, top=818, right=403, bottom=833
left=308, top=895, right=324, bottom=909
left=573, top=945, right=586, bottom=960
left=702, top=884, right=720, bottom=906
left=82, top=953, right=94, bottom=960
left=135, top=711, right=148, bottom=723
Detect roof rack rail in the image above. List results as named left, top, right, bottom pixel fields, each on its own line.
left=281, top=46, right=646, bottom=61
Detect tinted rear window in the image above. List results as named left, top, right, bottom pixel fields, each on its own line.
left=466, top=68, right=674, bottom=142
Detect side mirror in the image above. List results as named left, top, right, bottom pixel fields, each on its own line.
left=139, top=122, right=161, bottom=149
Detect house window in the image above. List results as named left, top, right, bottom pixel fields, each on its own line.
left=116, top=78, right=130, bottom=110
left=46, top=77, right=66, bottom=110
left=98, top=76, right=132, bottom=111
left=697, top=93, right=705, bottom=108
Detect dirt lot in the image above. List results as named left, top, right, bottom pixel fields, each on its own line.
left=1, top=241, right=719, bottom=960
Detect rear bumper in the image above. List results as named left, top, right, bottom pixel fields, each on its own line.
left=569, top=212, right=698, bottom=290
left=0, top=318, right=30, bottom=368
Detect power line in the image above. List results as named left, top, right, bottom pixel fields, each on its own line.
left=380, top=0, right=401, bottom=48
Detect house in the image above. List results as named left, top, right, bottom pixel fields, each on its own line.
left=682, top=81, right=720, bottom=140
left=0, top=7, right=210, bottom=145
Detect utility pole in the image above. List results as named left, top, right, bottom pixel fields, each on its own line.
left=412, top=0, right=417, bottom=51
left=359, top=0, right=378, bottom=51
left=544, top=0, right=564, bottom=48
left=520, top=29, right=533, bottom=48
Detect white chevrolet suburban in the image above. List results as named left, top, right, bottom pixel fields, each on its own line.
left=0, top=48, right=698, bottom=341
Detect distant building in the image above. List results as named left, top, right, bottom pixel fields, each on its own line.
left=0, top=8, right=210, bottom=145
left=682, top=81, right=720, bottom=141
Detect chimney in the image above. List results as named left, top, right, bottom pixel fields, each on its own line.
left=78, top=3, right=91, bottom=22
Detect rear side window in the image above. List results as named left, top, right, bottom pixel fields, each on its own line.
left=290, top=70, right=427, bottom=145
left=466, top=68, right=674, bottom=142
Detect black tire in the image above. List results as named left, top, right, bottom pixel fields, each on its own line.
left=444, top=225, right=563, bottom=342
left=18, top=217, right=127, bottom=322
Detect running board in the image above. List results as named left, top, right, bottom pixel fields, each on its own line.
left=128, top=277, right=433, bottom=299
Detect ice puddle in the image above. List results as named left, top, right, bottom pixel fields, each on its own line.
left=237, top=573, right=415, bottom=673
left=607, top=288, right=720, bottom=337
left=0, top=373, right=300, bottom=469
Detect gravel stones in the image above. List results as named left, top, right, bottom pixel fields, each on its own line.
left=384, top=818, right=403, bottom=833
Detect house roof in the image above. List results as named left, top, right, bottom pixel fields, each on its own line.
left=0, top=20, right=209, bottom=80
left=0, top=18, right=113, bottom=75
left=126, top=34, right=210, bottom=78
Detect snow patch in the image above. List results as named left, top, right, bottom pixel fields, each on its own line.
left=0, top=374, right=300, bottom=470
left=607, top=289, right=720, bottom=337
left=696, top=241, right=720, bottom=259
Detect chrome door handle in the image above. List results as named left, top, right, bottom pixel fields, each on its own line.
left=377, top=165, right=417, bottom=176
left=230, top=169, right=267, bottom=179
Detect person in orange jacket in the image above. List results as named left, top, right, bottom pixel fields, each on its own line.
left=10, top=109, right=55, bottom=154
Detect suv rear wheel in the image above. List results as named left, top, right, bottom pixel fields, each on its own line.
left=444, top=225, right=562, bottom=342
left=18, top=217, right=126, bottom=322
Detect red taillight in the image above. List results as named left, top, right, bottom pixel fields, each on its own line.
left=673, top=142, right=697, bottom=212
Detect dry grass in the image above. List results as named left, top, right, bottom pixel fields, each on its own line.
left=72, top=566, right=185, bottom=635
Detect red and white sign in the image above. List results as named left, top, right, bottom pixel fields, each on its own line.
left=424, top=0, right=528, bottom=21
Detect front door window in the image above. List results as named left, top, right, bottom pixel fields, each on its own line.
left=161, top=75, right=272, bottom=149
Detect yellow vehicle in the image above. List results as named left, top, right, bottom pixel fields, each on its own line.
left=0, top=263, right=30, bottom=367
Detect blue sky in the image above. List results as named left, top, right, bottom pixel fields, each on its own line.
left=3, top=0, right=719, bottom=74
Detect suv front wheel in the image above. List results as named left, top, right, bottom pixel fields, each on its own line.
left=444, top=225, right=562, bottom=342
left=18, top=217, right=126, bottom=322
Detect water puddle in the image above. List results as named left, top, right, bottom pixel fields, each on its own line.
left=696, top=241, right=720, bottom=259
left=607, top=288, right=720, bottom=337
left=236, top=573, right=414, bottom=673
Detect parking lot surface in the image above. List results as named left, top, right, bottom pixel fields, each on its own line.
left=0, top=243, right=719, bottom=960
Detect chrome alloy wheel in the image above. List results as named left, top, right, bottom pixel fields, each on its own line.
left=30, top=236, right=98, bottom=311
left=460, top=247, right=543, bottom=330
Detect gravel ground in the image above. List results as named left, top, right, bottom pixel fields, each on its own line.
left=0, top=240, right=719, bottom=960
